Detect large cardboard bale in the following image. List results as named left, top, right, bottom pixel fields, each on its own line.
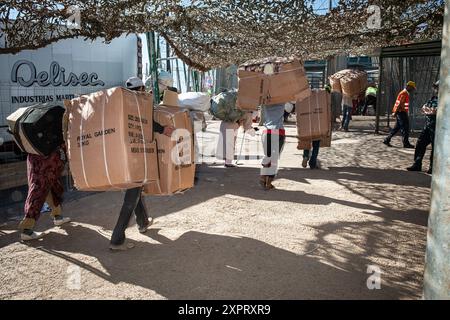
left=236, top=70, right=268, bottom=109
left=297, top=139, right=312, bottom=150
left=237, top=58, right=310, bottom=110
left=66, top=87, right=158, bottom=191
left=330, top=69, right=367, bottom=98
left=329, top=77, right=342, bottom=93
left=296, top=89, right=331, bottom=141
left=143, top=106, right=196, bottom=195
left=358, top=70, right=368, bottom=93
left=340, top=71, right=361, bottom=97
left=328, top=69, right=351, bottom=93
left=297, top=133, right=332, bottom=150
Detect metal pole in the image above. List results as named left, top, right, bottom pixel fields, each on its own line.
left=146, top=31, right=160, bottom=104
left=375, top=56, right=383, bottom=134
left=423, top=0, right=450, bottom=299
left=187, top=66, right=192, bottom=92
left=166, top=41, right=171, bottom=73
left=175, top=58, right=182, bottom=92
left=183, top=62, right=188, bottom=91
left=156, top=34, right=161, bottom=69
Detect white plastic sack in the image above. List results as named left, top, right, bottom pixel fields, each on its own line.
left=179, top=92, right=211, bottom=112
left=144, top=70, right=174, bottom=93
left=158, top=69, right=173, bottom=86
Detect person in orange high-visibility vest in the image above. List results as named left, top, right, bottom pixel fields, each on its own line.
left=383, top=81, right=416, bottom=148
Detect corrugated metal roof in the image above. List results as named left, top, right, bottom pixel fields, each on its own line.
left=380, top=40, right=442, bottom=58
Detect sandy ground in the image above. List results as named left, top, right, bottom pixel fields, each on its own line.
left=0, top=118, right=432, bottom=299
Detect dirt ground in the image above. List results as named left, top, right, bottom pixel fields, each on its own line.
left=0, top=117, right=432, bottom=299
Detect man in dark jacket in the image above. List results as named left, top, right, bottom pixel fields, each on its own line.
left=406, top=81, right=439, bottom=174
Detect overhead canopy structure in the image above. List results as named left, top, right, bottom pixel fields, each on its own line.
left=0, top=0, right=445, bottom=71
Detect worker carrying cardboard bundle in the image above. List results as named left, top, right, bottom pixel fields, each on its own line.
left=383, top=81, right=416, bottom=149
left=296, top=88, right=332, bottom=170
left=110, top=77, right=175, bottom=251
left=259, top=102, right=287, bottom=190
left=8, top=103, right=71, bottom=241
left=237, top=56, right=311, bottom=110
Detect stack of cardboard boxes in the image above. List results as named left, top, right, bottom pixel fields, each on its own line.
left=296, top=89, right=332, bottom=150
left=237, top=57, right=311, bottom=110
left=65, top=87, right=158, bottom=191
left=143, top=104, right=195, bottom=196
left=329, top=69, right=368, bottom=97
left=65, top=87, right=195, bottom=195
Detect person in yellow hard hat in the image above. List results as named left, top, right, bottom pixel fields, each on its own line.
left=383, top=81, right=416, bottom=148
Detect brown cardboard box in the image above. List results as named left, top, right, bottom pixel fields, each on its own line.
left=330, top=69, right=367, bottom=98
left=143, top=106, right=196, bottom=195
left=340, top=72, right=361, bottom=97
left=66, top=87, right=158, bottom=191
left=320, top=133, right=332, bottom=148
left=297, top=133, right=332, bottom=150
left=296, top=89, right=331, bottom=141
left=236, top=70, right=267, bottom=110
left=297, top=138, right=312, bottom=150
left=329, top=77, right=342, bottom=93
left=237, top=60, right=310, bottom=110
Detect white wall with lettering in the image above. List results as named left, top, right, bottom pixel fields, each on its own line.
left=0, top=34, right=138, bottom=140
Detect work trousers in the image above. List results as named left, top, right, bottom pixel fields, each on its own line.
left=413, top=126, right=435, bottom=169
left=386, top=112, right=411, bottom=146
left=110, top=187, right=149, bottom=245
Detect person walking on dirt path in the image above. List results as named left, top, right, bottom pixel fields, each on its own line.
left=216, top=119, right=240, bottom=168
left=109, top=78, right=175, bottom=251
left=406, top=81, right=439, bottom=174
left=383, top=81, right=416, bottom=148
left=340, top=94, right=353, bottom=132
left=302, top=140, right=321, bottom=170
left=260, top=103, right=285, bottom=190
left=363, top=84, right=377, bottom=116
left=18, top=144, right=71, bottom=241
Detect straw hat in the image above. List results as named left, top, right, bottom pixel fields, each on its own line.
left=160, top=88, right=180, bottom=107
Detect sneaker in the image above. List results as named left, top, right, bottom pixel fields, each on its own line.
left=53, top=216, right=71, bottom=226
left=109, top=241, right=135, bottom=251
left=138, top=218, right=153, bottom=234
left=404, top=144, right=415, bottom=149
left=383, top=140, right=392, bottom=147
left=224, top=163, right=237, bottom=168
left=302, top=157, right=309, bottom=168
left=21, top=230, right=45, bottom=241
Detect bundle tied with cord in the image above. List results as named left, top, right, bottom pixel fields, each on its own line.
left=236, top=56, right=311, bottom=110
left=143, top=89, right=196, bottom=196
left=65, top=87, right=158, bottom=191
left=296, top=89, right=332, bottom=149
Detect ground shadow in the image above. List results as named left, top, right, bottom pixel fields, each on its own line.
left=23, top=224, right=411, bottom=299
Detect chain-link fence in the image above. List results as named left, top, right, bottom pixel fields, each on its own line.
left=376, top=42, right=441, bottom=133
